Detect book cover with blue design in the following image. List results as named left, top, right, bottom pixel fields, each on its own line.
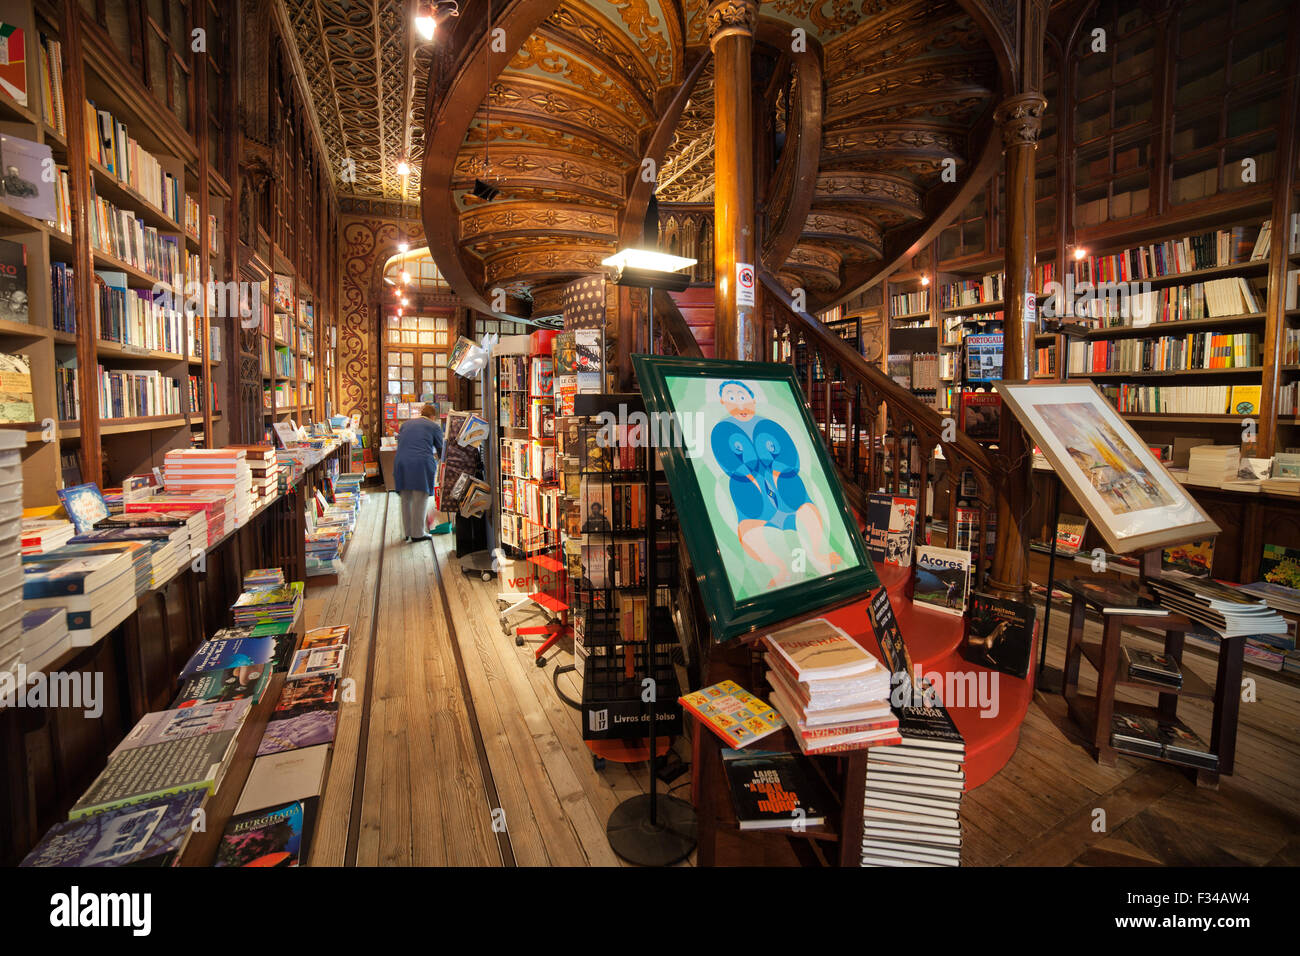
left=56, top=482, right=109, bottom=534
left=20, top=790, right=206, bottom=867
left=179, top=635, right=275, bottom=679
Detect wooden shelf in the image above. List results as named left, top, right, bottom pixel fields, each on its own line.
left=0, top=318, right=52, bottom=339
left=1073, top=258, right=1270, bottom=291
left=1077, top=641, right=1215, bottom=700
left=89, top=248, right=171, bottom=289
left=941, top=300, right=1004, bottom=314
left=1082, top=366, right=1264, bottom=380
left=1123, top=413, right=1300, bottom=424
left=96, top=340, right=185, bottom=362
left=88, top=160, right=183, bottom=234
left=1083, top=313, right=1266, bottom=339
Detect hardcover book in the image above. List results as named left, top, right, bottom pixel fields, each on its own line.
left=1155, top=719, right=1218, bottom=770
left=1161, top=537, right=1215, bottom=578
left=965, top=591, right=1036, bottom=679
left=286, top=644, right=346, bottom=681
left=0, top=239, right=29, bottom=323
left=234, top=744, right=331, bottom=816
left=865, top=492, right=916, bottom=567
left=0, top=134, right=55, bottom=221
left=215, top=799, right=316, bottom=867
left=1122, top=646, right=1183, bottom=688
left=866, top=586, right=914, bottom=682
left=1109, top=711, right=1162, bottom=758
left=20, top=791, right=206, bottom=867
left=111, top=700, right=251, bottom=756
left=1054, top=514, right=1088, bottom=554
left=761, top=617, right=880, bottom=681
left=913, top=545, right=971, bottom=616
left=1063, top=578, right=1169, bottom=616
left=722, top=751, right=833, bottom=830
left=1260, top=543, right=1300, bottom=591
left=256, top=707, right=338, bottom=756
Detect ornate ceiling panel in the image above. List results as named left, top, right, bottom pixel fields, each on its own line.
left=284, top=0, right=425, bottom=201
left=656, top=60, right=715, bottom=203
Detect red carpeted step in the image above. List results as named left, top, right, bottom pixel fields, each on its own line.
left=814, top=562, right=1035, bottom=790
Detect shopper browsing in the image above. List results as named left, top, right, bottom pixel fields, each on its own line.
left=394, top=403, right=445, bottom=542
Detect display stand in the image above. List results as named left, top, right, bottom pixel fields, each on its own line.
left=605, top=436, right=696, bottom=866
left=1059, top=550, right=1244, bottom=787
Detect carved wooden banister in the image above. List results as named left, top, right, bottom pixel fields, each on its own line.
left=759, top=270, right=1007, bottom=585
left=654, top=288, right=704, bottom=359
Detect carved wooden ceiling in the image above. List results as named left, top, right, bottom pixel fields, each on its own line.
left=283, top=0, right=427, bottom=201
left=419, top=0, right=1009, bottom=315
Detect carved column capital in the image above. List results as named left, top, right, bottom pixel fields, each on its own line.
left=706, top=0, right=759, bottom=48
left=994, top=93, right=1047, bottom=150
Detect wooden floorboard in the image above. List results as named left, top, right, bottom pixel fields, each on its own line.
left=309, top=489, right=1299, bottom=867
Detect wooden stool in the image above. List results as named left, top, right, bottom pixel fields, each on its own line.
left=1059, top=579, right=1244, bottom=788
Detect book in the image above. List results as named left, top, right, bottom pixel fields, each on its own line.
left=761, top=617, right=880, bottom=681
left=111, top=700, right=251, bottom=756
left=1053, top=514, right=1088, bottom=554
left=286, top=643, right=346, bottom=681
left=172, top=664, right=271, bottom=708
left=257, top=707, right=338, bottom=756
left=865, top=492, right=917, bottom=567
left=0, top=22, right=27, bottom=106
left=0, top=134, right=55, bottom=221
left=0, top=351, right=33, bottom=422
left=866, top=585, right=914, bottom=681
left=959, top=391, right=1001, bottom=442
left=0, top=238, right=28, bottom=323
left=1259, top=543, right=1300, bottom=591
left=178, top=635, right=275, bottom=679
left=722, top=752, right=833, bottom=830
left=20, top=791, right=206, bottom=867
left=678, top=680, right=787, bottom=749
left=274, top=675, right=337, bottom=713
left=1161, top=538, right=1215, bottom=578
left=965, top=592, right=1035, bottom=678
left=1228, top=384, right=1262, bottom=415
left=1122, top=646, right=1183, bottom=688
left=56, top=483, right=109, bottom=534
left=1063, top=578, right=1169, bottom=616
left=1155, top=719, right=1218, bottom=770
left=215, top=799, right=316, bottom=867
left=233, top=744, right=331, bottom=816
left=69, top=730, right=239, bottom=819
left=913, top=545, right=971, bottom=616
left=1109, top=711, right=1162, bottom=758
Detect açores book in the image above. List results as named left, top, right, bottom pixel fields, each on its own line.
left=913, top=546, right=971, bottom=617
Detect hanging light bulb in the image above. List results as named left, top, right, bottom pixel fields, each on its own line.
left=920, top=275, right=931, bottom=286
left=396, top=159, right=411, bottom=177
left=398, top=241, right=409, bottom=253
left=414, top=14, right=436, bottom=40
left=401, top=270, right=412, bottom=284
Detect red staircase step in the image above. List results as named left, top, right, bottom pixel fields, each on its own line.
left=814, top=563, right=1035, bottom=791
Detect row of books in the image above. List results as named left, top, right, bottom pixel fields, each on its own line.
left=87, top=192, right=183, bottom=284
left=50, top=260, right=75, bottom=333
left=1099, top=383, right=1254, bottom=416
left=36, top=31, right=66, bottom=135
left=93, top=270, right=185, bottom=353
left=84, top=100, right=184, bottom=224
left=574, top=476, right=649, bottom=533
left=1073, top=223, right=1268, bottom=285
left=938, top=272, right=1004, bottom=309
left=500, top=437, right=556, bottom=483
left=1067, top=278, right=1264, bottom=328
left=1067, top=332, right=1261, bottom=374
left=95, top=366, right=181, bottom=419
left=889, top=289, right=929, bottom=316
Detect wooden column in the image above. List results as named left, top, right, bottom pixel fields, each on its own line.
left=708, top=0, right=759, bottom=361
left=59, top=3, right=100, bottom=484
left=988, top=92, right=1046, bottom=599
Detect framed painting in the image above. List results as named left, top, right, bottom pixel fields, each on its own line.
left=994, top=381, right=1219, bottom=554
left=632, top=355, right=879, bottom=642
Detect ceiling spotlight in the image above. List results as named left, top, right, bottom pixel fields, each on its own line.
left=396, top=159, right=411, bottom=177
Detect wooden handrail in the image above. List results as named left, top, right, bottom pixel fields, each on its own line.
left=759, top=270, right=998, bottom=486
left=654, top=289, right=704, bottom=358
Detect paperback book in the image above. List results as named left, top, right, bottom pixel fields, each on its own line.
left=913, top=546, right=971, bottom=616
left=722, top=751, right=833, bottom=831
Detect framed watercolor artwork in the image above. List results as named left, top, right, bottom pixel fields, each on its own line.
left=632, top=355, right=879, bottom=642
left=994, top=381, right=1219, bottom=554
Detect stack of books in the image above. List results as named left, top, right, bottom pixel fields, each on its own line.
left=244, top=567, right=286, bottom=589
left=1122, top=645, right=1183, bottom=688
left=1109, top=712, right=1218, bottom=771
left=127, top=491, right=231, bottom=547
left=861, top=694, right=967, bottom=867
left=0, top=433, right=24, bottom=670
left=231, top=581, right=304, bottom=627
left=1148, top=576, right=1289, bottom=638
left=29, top=537, right=156, bottom=597
left=18, top=606, right=68, bottom=672
left=19, top=518, right=75, bottom=555
left=97, top=509, right=206, bottom=563
left=762, top=618, right=899, bottom=755
left=70, top=524, right=188, bottom=586
left=1186, top=445, right=1241, bottom=488
left=229, top=445, right=280, bottom=505
left=163, top=449, right=253, bottom=528
left=21, top=550, right=137, bottom=647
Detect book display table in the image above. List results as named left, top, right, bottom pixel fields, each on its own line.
left=1058, top=578, right=1244, bottom=787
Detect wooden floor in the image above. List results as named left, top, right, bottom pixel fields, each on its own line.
left=305, top=489, right=1300, bottom=866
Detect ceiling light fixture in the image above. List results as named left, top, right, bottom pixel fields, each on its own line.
left=398, top=241, right=409, bottom=253
left=396, top=159, right=411, bottom=177
left=414, top=1, right=459, bottom=42
left=920, top=275, right=931, bottom=286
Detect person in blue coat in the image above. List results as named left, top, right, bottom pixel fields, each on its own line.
left=710, top=380, right=841, bottom=588
left=394, top=403, right=445, bottom=542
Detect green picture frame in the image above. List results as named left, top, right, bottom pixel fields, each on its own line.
left=633, top=354, right=879, bottom=642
